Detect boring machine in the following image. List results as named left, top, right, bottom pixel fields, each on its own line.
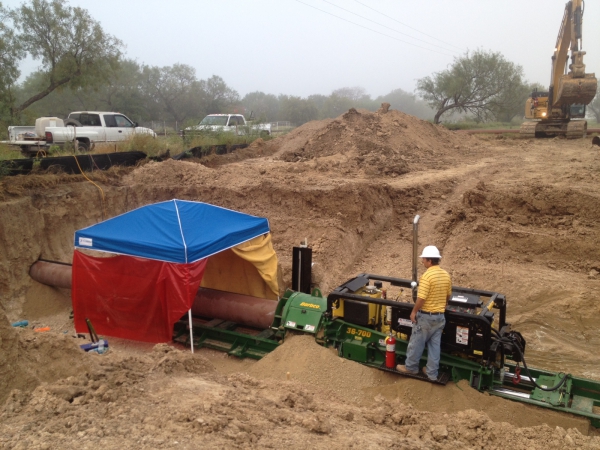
left=29, top=216, right=600, bottom=428
left=174, top=215, right=600, bottom=428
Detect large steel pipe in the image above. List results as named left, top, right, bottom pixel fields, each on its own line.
left=456, top=128, right=600, bottom=135
left=29, top=260, right=72, bottom=289
left=192, top=288, right=277, bottom=330
left=28, top=260, right=278, bottom=329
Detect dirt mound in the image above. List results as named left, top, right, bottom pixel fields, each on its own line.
left=150, top=343, right=217, bottom=375
left=122, top=158, right=215, bottom=187
left=2, top=337, right=598, bottom=449
left=276, top=108, right=473, bottom=176
left=247, top=334, right=589, bottom=432
left=247, top=333, right=388, bottom=402
left=438, top=180, right=600, bottom=274
left=0, top=315, right=94, bottom=405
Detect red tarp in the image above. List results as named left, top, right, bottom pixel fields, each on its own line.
left=72, top=251, right=206, bottom=343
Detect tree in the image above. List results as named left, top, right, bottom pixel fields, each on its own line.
left=7, top=0, right=123, bottom=118
left=200, top=75, right=240, bottom=115
left=490, top=80, right=537, bottom=123
left=318, top=86, right=374, bottom=119
left=416, top=50, right=526, bottom=124
left=321, top=94, right=354, bottom=119
left=332, top=86, right=369, bottom=102
left=241, top=91, right=279, bottom=122
left=376, top=88, right=434, bottom=120
left=588, top=93, right=600, bottom=124
left=279, top=95, right=318, bottom=125
left=0, top=2, right=25, bottom=120
left=141, top=63, right=204, bottom=123
left=18, top=59, right=149, bottom=121
left=307, top=94, right=328, bottom=116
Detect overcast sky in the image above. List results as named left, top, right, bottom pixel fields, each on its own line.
left=5, top=0, right=600, bottom=99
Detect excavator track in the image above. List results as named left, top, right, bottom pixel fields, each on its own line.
left=565, top=120, right=587, bottom=139
left=520, top=120, right=587, bottom=139
left=519, top=121, right=538, bottom=138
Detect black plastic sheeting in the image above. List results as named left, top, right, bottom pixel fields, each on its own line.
left=40, top=151, right=147, bottom=174
left=0, top=151, right=147, bottom=176
left=0, top=158, right=34, bottom=176
left=172, top=143, right=248, bottom=160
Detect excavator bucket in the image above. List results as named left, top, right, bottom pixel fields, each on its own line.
left=556, top=73, right=598, bottom=106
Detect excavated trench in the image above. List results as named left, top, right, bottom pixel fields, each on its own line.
left=0, top=177, right=436, bottom=312
left=3, top=110, right=600, bottom=446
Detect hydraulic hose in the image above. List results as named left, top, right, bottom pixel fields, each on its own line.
left=494, top=334, right=569, bottom=392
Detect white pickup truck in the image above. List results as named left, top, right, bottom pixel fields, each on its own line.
left=183, top=114, right=271, bottom=137
left=2, top=111, right=156, bottom=156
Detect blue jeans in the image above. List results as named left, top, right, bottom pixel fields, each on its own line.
left=404, top=312, right=445, bottom=379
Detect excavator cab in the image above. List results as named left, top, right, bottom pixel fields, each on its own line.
left=569, top=104, right=586, bottom=119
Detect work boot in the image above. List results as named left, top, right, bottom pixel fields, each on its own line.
left=396, top=365, right=418, bottom=374
left=422, top=367, right=436, bottom=381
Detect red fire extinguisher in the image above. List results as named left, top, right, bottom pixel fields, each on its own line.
left=385, top=334, right=396, bottom=368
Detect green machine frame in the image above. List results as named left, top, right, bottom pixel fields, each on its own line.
left=174, top=281, right=600, bottom=428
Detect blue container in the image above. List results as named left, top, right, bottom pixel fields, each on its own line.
left=80, top=339, right=109, bottom=353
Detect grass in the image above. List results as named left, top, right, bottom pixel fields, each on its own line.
left=0, top=143, right=24, bottom=160
left=0, top=130, right=275, bottom=163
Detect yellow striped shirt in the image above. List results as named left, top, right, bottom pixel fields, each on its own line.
left=417, top=265, right=452, bottom=313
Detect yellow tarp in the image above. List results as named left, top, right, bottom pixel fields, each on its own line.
left=200, top=233, right=280, bottom=300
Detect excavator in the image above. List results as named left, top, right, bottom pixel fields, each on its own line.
left=520, top=0, right=597, bottom=138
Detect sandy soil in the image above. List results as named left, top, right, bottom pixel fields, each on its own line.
left=1, top=107, right=600, bottom=448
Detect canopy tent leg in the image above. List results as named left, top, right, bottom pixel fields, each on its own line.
left=188, top=309, right=194, bottom=353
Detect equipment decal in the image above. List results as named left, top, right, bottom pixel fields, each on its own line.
left=456, top=326, right=469, bottom=345
left=78, top=237, right=93, bottom=247
left=286, top=321, right=296, bottom=327
left=299, top=302, right=321, bottom=309
left=398, top=318, right=413, bottom=328
left=304, top=324, right=315, bottom=332
left=345, top=327, right=371, bottom=338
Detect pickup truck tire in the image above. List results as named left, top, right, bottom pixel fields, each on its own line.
left=76, top=140, right=90, bottom=152
left=64, top=118, right=82, bottom=127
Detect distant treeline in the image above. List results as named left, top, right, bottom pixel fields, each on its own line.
left=0, top=1, right=435, bottom=128
left=10, top=60, right=433, bottom=127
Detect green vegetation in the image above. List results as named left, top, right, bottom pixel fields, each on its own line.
left=588, top=94, right=600, bottom=123
left=417, top=50, right=530, bottom=124
left=1, top=1, right=567, bottom=137
left=0, top=143, right=23, bottom=160
left=3, top=0, right=122, bottom=121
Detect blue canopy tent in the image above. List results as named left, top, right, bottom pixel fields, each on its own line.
left=74, top=199, right=270, bottom=263
left=72, top=200, right=278, bottom=346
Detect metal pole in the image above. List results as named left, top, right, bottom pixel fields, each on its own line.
left=188, top=309, right=194, bottom=353
left=412, top=215, right=420, bottom=303
left=297, top=251, right=302, bottom=292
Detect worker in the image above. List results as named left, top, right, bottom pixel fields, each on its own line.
left=396, top=245, right=451, bottom=381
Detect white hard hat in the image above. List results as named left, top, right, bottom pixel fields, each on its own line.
left=420, top=245, right=441, bottom=259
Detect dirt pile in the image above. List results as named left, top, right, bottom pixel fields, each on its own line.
left=122, top=159, right=215, bottom=187
left=0, top=315, right=92, bottom=406
left=438, top=180, right=600, bottom=274
left=276, top=108, right=475, bottom=176
left=1, top=337, right=598, bottom=449
left=247, top=334, right=589, bottom=431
